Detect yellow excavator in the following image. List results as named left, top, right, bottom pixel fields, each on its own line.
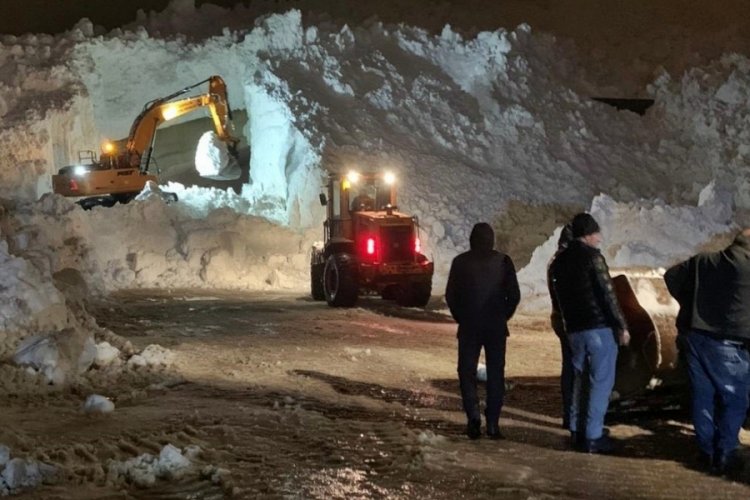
left=52, top=75, right=240, bottom=207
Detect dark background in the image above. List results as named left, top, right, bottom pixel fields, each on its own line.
left=0, top=0, right=244, bottom=34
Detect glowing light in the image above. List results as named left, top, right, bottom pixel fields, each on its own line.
left=102, top=141, right=115, bottom=154
left=366, top=237, right=376, bottom=255
left=73, top=165, right=88, bottom=176
left=346, top=171, right=360, bottom=184
left=162, top=104, right=180, bottom=121
left=383, top=171, right=396, bottom=185
left=415, top=237, right=421, bottom=254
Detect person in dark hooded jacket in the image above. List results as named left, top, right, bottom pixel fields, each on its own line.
left=445, top=222, right=521, bottom=439
left=664, top=229, right=750, bottom=474
left=547, top=224, right=575, bottom=429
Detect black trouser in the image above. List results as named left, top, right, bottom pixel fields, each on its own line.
left=457, top=327, right=507, bottom=425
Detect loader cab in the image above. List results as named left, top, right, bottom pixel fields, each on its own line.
left=321, top=171, right=398, bottom=241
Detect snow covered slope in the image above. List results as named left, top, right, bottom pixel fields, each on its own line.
left=0, top=3, right=747, bottom=337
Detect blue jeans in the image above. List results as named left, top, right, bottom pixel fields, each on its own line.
left=567, top=327, right=618, bottom=440
left=683, top=330, right=750, bottom=457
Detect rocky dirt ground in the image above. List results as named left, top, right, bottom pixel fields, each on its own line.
left=2, top=290, right=750, bottom=499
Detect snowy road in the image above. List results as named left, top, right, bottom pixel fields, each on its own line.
left=2, top=291, right=749, bottom=498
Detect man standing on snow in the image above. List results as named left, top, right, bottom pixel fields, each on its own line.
left=445, top=222, right=520, bottom=440
left=547, top=224, right=575, bottom=430
left=664, top=230, right=750, bottom=475
left=549, top=213, right=629, bottom=454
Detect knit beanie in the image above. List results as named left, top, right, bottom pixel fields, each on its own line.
left=570, top=213, right=601, bottom=238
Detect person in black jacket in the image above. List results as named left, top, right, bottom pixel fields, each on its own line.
left=664, top=230, right=750, bottom=475
left=547, top=224, right=575, bottom=430
left=445, top=222, right=521, bottom=440
left=549, top=213, right=630, bottom=453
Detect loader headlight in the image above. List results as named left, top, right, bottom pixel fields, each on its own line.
left=346, top=171, right=360, bottom=184
left=102, top=141, right=115, bottom=154
left=383, top=171, right=396, bottom=185
left=73, top=165, right=88, bottom=176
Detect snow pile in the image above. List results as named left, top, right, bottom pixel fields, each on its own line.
left=0, top=229, right=69, bottom=357
left=127, top=344, right=175, bottom=369
left=517, top=182, right=736, bottom=310
left=0, top=446, right=57, bottom=495
left=83, top=394, right=115, bottom=414
left=94, top=341, right=121, bottom=367
left=13, top=329, right=96, bottom=385
left=649, top=54, right=750, bottom=208
left=107, top=444, right=198, bottom=488
left=7, top=194, right=311, bottom=293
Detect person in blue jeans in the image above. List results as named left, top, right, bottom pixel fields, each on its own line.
left=549, top=213, right=630, bottom=453
left=665, top=230, right=750, bottom=475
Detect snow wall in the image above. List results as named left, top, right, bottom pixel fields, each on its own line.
left=1, top=2, right=750, bottom=363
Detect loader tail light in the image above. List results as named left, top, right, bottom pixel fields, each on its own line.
left=69, top=179, right=79, bottom=192
left=415, top=237, right=421, bottom=254
left=366, top=237, right=376, bottom=255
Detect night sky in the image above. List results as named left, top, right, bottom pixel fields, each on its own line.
left=0, top=0, right=243, bottom=35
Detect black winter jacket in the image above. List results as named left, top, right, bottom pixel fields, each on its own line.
left=549, top=240, right=627, bottom=334
left=664, top=233, right=750, bottom=342
left=445, top=249, right=520, bottom=334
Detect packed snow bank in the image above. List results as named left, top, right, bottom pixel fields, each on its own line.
left=7, top=193, right=311, bottom=293
left=517, top=182, right=737, bottom=311
left=0, top=7, right=749, bottom=322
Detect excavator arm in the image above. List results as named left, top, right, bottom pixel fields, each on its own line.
left=123, top=75, right=239, bottom=172
left=53, top=75, right=241, bottom=201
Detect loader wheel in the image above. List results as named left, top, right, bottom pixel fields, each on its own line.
left=396, top=281, right=432, bottom=308
left=310, top=263, right=325, bottom=301
left=324, top=253, right=359, bottom=307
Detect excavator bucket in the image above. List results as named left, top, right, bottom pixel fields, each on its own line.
left=194, top=131, right=242, bottom=180
left=610, top=271, right=684, bottom=399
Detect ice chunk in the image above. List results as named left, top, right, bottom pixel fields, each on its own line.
left=14, top=331, right=97, bottom=384
left=134, top=180, right=178, bottom=203
left=157, top=444, right=191, bottom=479
left=78, top=336, right=97, bottom=374
left=0, top=458, right=55, bottom=490
left=14, top=335, right=63, bottom=385
left=139, top=344, right=176, bottom=367
left=2, top=458, right=27, bottom=489
left=95, top=341, right=121, bottom=367
left=195, top=131, right=241, bottom=180
left=83, top=394, right=115, bottom=414
left=107, top=444, right=192, bottom=488
left=0, top=444, right=9, bottom=466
